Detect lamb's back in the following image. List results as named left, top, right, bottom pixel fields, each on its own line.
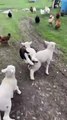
left=36, top=49, right=51, bottom=62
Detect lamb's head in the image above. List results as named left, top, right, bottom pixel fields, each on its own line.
left=1, top=65, right=15, bottom=77
left=21, top=41, right=32, bottom=48
left=45, top=41, right=56, bottom=51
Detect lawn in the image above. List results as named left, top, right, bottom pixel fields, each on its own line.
left=0, top=0, right=67, bottom=60
left=0, top=0, right=52, bottom=9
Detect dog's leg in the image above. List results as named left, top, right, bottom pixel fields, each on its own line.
left=45, top=60, right=50, bottom=75
left=3, top=100, right=15, bottom=120
left=30, top=61, right=41, bottom=80
left=16, top=86, right=21, bottom=94
left=24, top=53, right=34, bottom=65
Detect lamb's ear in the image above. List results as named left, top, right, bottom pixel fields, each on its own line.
left=21, top=42, right=25, bottom=46
left=44, top=41, right=50, bottom=46
left=54, top=42, right=56, bottom=45
left=29, top=41, right=32, bottom=45
left=1, top=68, right=7, bottom=73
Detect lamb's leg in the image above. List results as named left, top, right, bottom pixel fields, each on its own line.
left=45, top=60, right=50, bottom=75
left=3, top=100, right=15, bottom=120
left=16, top=86, right=21, bottom=95
left=24, top=53, right=34, bottom=65
left=30, top=69, right=35, bottom=80
left=30, top=61, right=41, bottom=80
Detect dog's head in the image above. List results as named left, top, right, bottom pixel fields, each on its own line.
left=1, top=65, right=15, bottom=77
left=21, top=41, right=32, bottom=48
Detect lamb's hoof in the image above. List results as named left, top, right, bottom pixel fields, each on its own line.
left=30, top=77, right=35, bottom=80
left=3, top=117, right=15, bottom=120
left=18, top=90, right=21, bottom=95
left=45, top=72, right=49, bottom=75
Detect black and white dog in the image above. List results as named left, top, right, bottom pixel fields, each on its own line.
left=19, top=41, right=38, bottom=65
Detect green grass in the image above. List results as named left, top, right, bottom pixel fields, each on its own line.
left=34, top=13, right=67, bottom=58
left=0, top=0, right=52, bottom=9
left=0, top=0, right=67, bottom=61
left=0, top=12, right=22, bottom=41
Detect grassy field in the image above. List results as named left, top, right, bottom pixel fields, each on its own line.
left=0, top=0, right=52, bottom=9
left=0, top=0, right=67, bottom=60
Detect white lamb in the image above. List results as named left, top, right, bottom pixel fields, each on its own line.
left=29, top=41, right=56, bottom=80
left=0, top=65, right=21, bottom=120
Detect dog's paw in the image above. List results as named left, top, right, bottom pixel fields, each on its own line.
left=28, top=61, right=34, bottom=66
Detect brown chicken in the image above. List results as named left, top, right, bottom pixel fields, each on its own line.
left=0, top=33, right=11, bottom=44
left=55, top=19, right=61, bottom=29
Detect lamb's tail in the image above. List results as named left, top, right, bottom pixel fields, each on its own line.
left=0, top=112, right=1, bottom=120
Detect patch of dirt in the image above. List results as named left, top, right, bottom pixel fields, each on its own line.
left=0, top=18, right=67, bottom=120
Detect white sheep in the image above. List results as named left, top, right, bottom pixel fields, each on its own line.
left=29, top=41, right=56, bottom=80
left=20, top=41, right=38, bottom=65
left=0, top=65, right=21, bottom=120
